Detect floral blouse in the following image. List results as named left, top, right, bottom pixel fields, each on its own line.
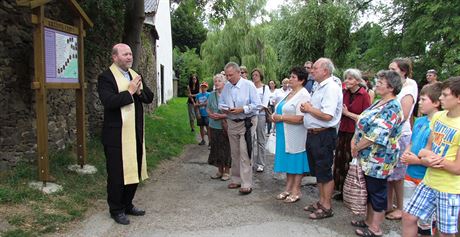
left=355, top=99, right=404, bottom=179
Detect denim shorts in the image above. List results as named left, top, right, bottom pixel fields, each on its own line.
left=405, top=182, right=460, bottom=234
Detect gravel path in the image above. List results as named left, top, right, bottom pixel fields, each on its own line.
left=53, top=136, right=402, bottom=237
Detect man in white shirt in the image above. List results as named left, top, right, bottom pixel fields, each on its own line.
left=301, top=58, right=343, bottom=219
left=219, top=62, right=262, bottom=195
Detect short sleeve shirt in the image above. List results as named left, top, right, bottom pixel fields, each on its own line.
left=196, top=92, right=210, bottom=116
left=423, top=111, right=460, bottom=193
left=355, top=99, right=404, bottom=179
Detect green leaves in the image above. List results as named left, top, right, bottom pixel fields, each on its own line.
left=171, top=0, right=208, bottom=53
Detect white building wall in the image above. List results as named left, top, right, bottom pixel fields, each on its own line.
left=154, top=0, right=173, bottom=105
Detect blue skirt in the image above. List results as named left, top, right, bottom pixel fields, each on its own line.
left=273, top=100, right=309, bottom=174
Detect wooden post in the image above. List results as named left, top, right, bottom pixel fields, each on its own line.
left=32, top=6, right=49, bottom=183
left=75, top=17, right=86, bottom=167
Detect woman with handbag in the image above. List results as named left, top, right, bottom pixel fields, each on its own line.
left=206, top=74, right=231, bottom=181
left=271, top=66, right=311, bottom=203
left=350, top=70, right=404, bottom=237
left=333, top=69, right=371, bottom=201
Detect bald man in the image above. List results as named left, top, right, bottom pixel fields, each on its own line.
left=97, top=43, right=154, bottom=225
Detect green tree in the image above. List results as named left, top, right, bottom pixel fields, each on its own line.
left=171, top=0, right=208, bottom=53
left=200, top=0, right=278, bottom=81
left=379, top=0, right=460, bottom=80
left=173, top=47, right=206, bottom=96
left=269, top=1, right=353, bottom=78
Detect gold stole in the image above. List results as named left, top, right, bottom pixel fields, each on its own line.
left=109, top=64, right=148, bottom=185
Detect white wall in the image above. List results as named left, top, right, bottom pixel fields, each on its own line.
left=154, top=0, right=173, bottom=105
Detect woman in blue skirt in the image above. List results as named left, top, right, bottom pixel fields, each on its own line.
left=271, top=66, right=311, bottom=203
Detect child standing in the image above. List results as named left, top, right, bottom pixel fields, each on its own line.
left=402, top=77, right=460, bottom=237
left=195, top=82, right=210, bottom=146
left=400, top=82, right=442, bottom=236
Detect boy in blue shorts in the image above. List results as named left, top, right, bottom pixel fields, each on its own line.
left=402, top=77, right=460, bottom=237
left=401, top=82, right=442, bottom=236
left=195, top=82, right=210, bottom=146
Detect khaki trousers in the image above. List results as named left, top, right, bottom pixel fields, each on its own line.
left=227, top=117, right=257, bottom=189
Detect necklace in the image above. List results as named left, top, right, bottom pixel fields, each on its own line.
left=289, top=88, right=302, bottom=97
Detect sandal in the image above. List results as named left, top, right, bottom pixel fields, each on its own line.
left=239, top=187, right=252, bottom=195
left=308, top=203, right=333, bottom=220
left=304, top=201, right=320, bottom=212
left=227, top=183, right=241, bottom=189
left=210, top=172, right=223, bottom=179
left=385, top=210, right=402, bottom=220
left=220, top=173, right=230, bottom=181
left=284, top=194, right=301, bottom=203
left=355, top=227, right=383, bottom=237
left=351, top=220, right=368, bottom=228
left=275, top=191, right=290, bottom=200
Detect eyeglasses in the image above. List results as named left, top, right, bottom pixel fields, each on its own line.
left=241, top=71, right=247, bottom=74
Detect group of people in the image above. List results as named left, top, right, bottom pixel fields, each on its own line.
left=97, top=43, right=460, bottom=237
left=187, top=57, right=460, bottom=237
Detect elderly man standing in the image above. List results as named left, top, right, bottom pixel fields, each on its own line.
left=301, top=58, right=342, bottom=219
left=219, top=62, right=262, bottom=195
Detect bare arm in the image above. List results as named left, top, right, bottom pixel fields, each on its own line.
left=300, top=102, right=333, bottom=121
left=351, top=137, right=374, bottom=157
left=438, top=148, right=460, bottom=175
left=400, top=95, right=415, bottom=121
left=272, top=114, right=303, bottom=124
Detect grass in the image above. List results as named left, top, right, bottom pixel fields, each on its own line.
left=0, top=97, right=195, bottom=236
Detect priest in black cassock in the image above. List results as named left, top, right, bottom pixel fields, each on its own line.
left=97, top=43, right=154, bottom=225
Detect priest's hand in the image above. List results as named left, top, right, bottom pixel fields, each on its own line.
left=129, top=76, right=142, bottom=95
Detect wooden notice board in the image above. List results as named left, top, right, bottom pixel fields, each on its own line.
left=17, top=0, right=93, bottom=183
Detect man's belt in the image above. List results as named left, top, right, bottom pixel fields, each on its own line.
left=232, top=117, right=253, bottom=122
left=307, top=127, right=334, bottom=134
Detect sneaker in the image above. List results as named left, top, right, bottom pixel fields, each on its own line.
left=256, top=166, right=264, bottom=172
left=191, top=128, right=195, bottom=132
left=198, top=140, right=206, bottom=145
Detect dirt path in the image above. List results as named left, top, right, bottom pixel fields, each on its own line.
left=52, top=137, right=401, bottom=237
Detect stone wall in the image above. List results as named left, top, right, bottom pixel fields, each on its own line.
left=0, top=0, right=159, bottom=170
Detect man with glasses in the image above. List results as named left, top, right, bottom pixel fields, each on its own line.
left=304, top=61, right=315, bottom=93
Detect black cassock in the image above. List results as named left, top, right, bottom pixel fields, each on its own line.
left=97, top=69, right=153, bottom=215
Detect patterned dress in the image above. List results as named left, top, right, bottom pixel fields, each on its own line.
left=354, top=99, right=404, bottom=179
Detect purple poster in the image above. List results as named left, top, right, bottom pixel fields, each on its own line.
left=44, top=27, right=79, bottom=83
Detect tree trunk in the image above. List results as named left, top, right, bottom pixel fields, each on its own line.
left=122, top=0, right=145, bottom=70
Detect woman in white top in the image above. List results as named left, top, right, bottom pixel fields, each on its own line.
left=251, top=68, right=270, bottom=172
left=271, top=66, right=311, bottom=203
left=386, top=58, right=418, bottom=220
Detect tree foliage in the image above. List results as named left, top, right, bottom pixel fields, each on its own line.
left=173, top=47, right=205, bottom=96
left=350, top=0, right=460, bottom=81
left=269, top=1, right=353, bottom=78
left=200, top=0, right=278, bottom=81
left=171, top=0, right=208, bottom=53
